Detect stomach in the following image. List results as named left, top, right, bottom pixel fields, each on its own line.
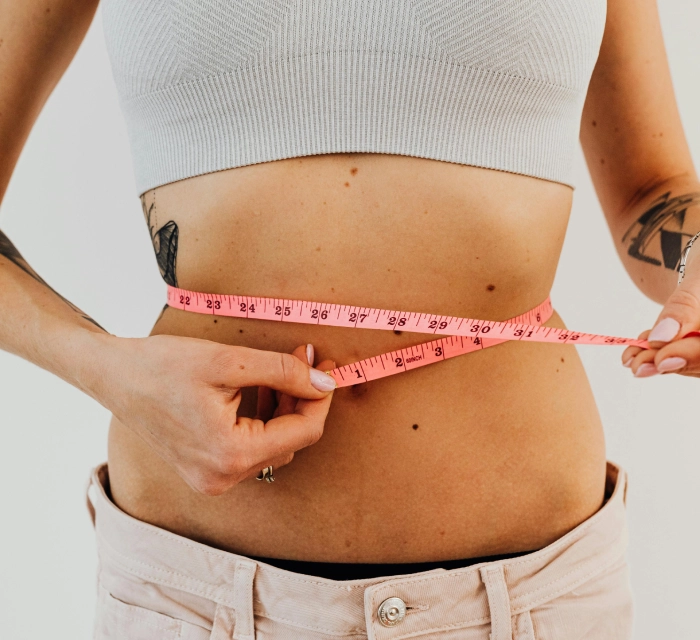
left=107, top=152, right=607, bottom=563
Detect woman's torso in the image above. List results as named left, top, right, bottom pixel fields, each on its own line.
left=107, top=153, right=607, bottom=563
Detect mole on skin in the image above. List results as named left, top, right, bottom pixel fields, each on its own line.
left=487, top=284, right=496, bottom=291
left=350, top=383, right=368, bottom=398
left=412, top=424, right=419, bottom=430
left=350, top=167, right=358, bottom=175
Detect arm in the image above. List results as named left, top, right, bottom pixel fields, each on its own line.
left=581, top=0, right=700, bottom=376
left=581, top=0, right=699, bottom=305
left=0, top=1, right=337, bottom=494
left=0, top=0, right=106, bottom=390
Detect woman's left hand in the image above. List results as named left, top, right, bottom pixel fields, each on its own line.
left=622, top=250, right=700, bottom=378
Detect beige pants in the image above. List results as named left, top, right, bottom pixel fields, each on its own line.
left=87, top=461, right=634, bottom=639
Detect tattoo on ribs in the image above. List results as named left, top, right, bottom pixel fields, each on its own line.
left=623, top=191, right=700, bottom=271
left=141, top=189, right=179, bottom=287
left=0, top=230, right=105, bottom=331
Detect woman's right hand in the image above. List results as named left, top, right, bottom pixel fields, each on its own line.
left=94, top=334, right=336, bottom=495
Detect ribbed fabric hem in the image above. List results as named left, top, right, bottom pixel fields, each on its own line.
left=121, top=50, right=581, bottom=196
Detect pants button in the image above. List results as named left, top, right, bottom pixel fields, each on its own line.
left=377, top=597, right=407, bottom=627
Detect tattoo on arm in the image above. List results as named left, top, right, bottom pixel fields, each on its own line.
left=623, top=191, right=700, bottom=271
left=0, top=230, right=106, bottom=331
left=141, top=189, right=179, bottom=287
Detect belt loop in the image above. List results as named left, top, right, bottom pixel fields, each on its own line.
left=232, top=559, right=257, bottom=640
left=211, top=604, right=236, bottom=640
left=620, top=465, right=629, bottom=506
left=85, top=468, right=98, bottom=528
left=480, top=564, right=513, bottom=640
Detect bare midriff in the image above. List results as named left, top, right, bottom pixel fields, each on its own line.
left=107, top=153, right=607, bottom=563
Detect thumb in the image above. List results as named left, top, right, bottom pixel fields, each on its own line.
left=223, top=344, right=337, bottom=399
left=273, top=344, right=315, bottom=418
left=649, top=253, right=700, bottom=345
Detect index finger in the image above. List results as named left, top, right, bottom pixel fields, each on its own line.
left=622, top=329, right=650, bottom=365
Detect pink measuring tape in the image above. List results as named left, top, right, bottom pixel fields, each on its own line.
left=167, top=286, right=648, bottom=388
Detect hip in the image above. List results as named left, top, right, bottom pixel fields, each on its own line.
left=88, top=461, right=633, bottom=639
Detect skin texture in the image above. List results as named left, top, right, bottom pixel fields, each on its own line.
left=1, top=0, right=699, bottom=562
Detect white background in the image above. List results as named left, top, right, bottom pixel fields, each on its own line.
left=1, top=3, right=699, bottom=638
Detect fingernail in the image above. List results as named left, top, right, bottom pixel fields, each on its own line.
left=623, top=357, right=634, bottom=368
left=657, top=357, right=687, bottom=373
left=634, top=363, right=658, bottom=378
left=648, top=318, right=681, bottom=343
left=309, top=368, right=336, bottom=391
left=306, top=344, right=314, bottom=366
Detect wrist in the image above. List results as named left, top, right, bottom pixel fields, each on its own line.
left=63, top=329, right=126, bottom=406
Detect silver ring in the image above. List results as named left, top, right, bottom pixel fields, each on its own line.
left=256, top=466, right=275, bottom=483
left=678, top=230, right=700, bottom=284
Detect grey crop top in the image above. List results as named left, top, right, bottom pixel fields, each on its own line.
left=101, top=0, right=607, bottom=195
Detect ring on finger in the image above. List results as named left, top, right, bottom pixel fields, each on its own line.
left=256, top=466, right=275, bottom=483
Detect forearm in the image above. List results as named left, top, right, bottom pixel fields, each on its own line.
left=0, top=1, right=117, bottom=397
left=0, top=228, right=113, bottom=399
left=609, top=174, right=700, bottom=305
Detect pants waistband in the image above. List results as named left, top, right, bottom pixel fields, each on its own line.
left=242, top=548, right=539, bottom=581
left=88, top=462, right=628, bottom=640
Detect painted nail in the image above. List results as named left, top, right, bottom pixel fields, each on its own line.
left=657, top=357, right=687, bottom=373
left=623, top=357, right=634, bottom=368
left=306, top=343, right=314, bottom=366
left=634, top=363, right=658, bottom=378
left=648, top=318, right=681, bottom=343
left=309, top=368, right=337, bottom=391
